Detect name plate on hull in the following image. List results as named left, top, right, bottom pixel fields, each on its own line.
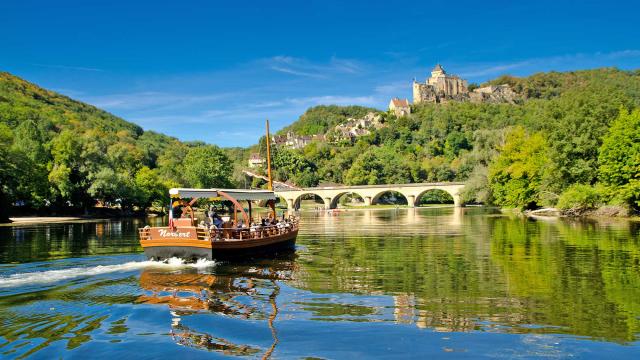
left=149, top=227, right=199, bottom=240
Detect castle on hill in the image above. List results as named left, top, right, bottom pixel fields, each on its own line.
left=413, top=64, right=468, bottom=103
left=394, top=64, right=518, bottom=109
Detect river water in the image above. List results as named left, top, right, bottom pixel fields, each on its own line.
left=0, top=207, right=639, bottom=359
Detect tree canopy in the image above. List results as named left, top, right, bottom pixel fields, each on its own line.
left=0, top=72, right=235, bottom=220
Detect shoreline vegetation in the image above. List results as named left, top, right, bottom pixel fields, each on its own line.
left=1, top=68, right=639, bottom=223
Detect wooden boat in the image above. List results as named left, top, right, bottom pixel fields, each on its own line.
left=138, top=119, right=298, bottom=261
left=139, top=188, right=298, bottom=260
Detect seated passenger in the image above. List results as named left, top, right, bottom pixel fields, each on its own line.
left=213, top=215, right=224, bottom=228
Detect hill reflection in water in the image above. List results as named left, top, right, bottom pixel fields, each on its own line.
left=0, top=208, right=639, bottom=358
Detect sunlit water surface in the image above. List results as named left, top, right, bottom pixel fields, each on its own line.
left=0, top=208, right=639, bottom=359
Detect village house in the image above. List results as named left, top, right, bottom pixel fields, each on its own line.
left=272, top=131, right=325, bottom=150
left=247, top=153, right=264, bottom=168
left=331, top=112, right=384, bottom=142
left=388, top=98, right=411, bottom=117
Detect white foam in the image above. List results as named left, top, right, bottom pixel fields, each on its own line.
left=0, top=258, right=216, bottom=288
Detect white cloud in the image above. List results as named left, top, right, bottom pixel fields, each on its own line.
left=374, top=81, right=408, bottom=95
left=265, top=56, right=365, bottom=78
left=285, top=95, right=378, bottom=107
left=32, top=63, right=104, bottom=72
left=82, top=91, right=233, bottom=111
left=458, top=49, right=640, bottom=79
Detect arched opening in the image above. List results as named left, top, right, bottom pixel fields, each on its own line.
left=372, top=190, right=408, bottom=206
left=275, top=195, right=288, bottom=209
left=294, top=193, right=326, bottom=210
left=416, top=189, right=454, bottom=206
left=331, top=192, right=365, bottom=208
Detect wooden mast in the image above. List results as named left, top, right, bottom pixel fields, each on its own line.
left=265, top=119, right=276, bottom=219
left=266, top=119, right=273, bottom=191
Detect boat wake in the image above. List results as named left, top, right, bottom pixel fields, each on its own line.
left=0, top=257, right=215, bottom=288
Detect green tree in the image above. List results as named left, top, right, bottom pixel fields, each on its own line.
left=489, top=127, right=548, bottom=209
left=134, top=166, right=167, bottom=209
left=183, top=145, right=233, bottom=188
left=0, top=124, right=16, bottom=221
left=598, top=108, right=640, bottom=210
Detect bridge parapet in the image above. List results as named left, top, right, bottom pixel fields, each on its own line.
left=275, top=182, right=465, bottom=210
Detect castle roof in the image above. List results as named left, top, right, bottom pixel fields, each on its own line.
left=432, top=64, right=445, bottom=73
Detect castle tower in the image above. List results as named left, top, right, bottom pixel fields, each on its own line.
left=431, top=64, right=445, bottom=78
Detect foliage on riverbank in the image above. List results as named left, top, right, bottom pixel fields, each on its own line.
left=2, top=67, right=639, bottom=221
left=0, top=72, right=234, bottom=222
left=251, top=68, right=640, bottom=214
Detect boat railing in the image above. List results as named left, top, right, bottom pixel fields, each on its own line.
left=205, top=220, right=299, bottom=241
left=139, top=217, right=299, bottom=242
left=139, top=227, right=151, bottom=240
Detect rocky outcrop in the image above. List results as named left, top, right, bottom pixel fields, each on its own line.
left=469, top=84, right=519, bottom=104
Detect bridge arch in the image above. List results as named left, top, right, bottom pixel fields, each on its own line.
left=293, top=192, right=328, bottom=210
left=415, top=188, right=455, bottom=206
left=371, top=190, right=408, bottom=206
left=415, top=187, right=461, bottom=207
left=330, top=191, right=365, bottom=209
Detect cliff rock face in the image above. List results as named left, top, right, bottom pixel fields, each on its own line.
left=469, top=85, right=519, bottom=104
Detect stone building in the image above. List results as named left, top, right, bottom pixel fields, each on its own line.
left=331, top=112, right=384, bottom=143
left=411, top=64, right=518, bottom=104
left=388, top=98, right=411, bottom=117
left=247, top=153, right=264, bottom=168
left=272, top=132, right=325, bottom=150
left=413, top=64, right=468, bottom=104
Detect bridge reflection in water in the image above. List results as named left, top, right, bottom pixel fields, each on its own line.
left=2, top=208, right=639, bottom=358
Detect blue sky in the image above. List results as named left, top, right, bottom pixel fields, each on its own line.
left=1, top=0, right=639, bottom=147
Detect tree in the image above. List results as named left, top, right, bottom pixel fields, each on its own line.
left=345, top=146, right=413, bottom=185
left=489, top=127, right=548, bottom=209
left=0, top=124, right=16, bottom=221
left=11, top=120, right=50, bottom=206
left=134, top=166, right=167, bottom=209
left=598, top=108, right=640, bottom=210
left=183, top=145, right=233, bottom=188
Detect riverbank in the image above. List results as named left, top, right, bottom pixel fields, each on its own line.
left=517, top=206, right=640, bottom=221
left=1, top=216, right=118, bottom=227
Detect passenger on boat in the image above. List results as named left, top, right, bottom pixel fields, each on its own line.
left=212, top=213, right=224, bottom=228
left=207, top=207, right=215, bottom=224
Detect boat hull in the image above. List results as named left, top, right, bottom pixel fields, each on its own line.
left=141, top=229, right=298, bottom=261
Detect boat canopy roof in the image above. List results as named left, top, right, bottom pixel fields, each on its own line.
left=169, top=188, right=277, bottom=201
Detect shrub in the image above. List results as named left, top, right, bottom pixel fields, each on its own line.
left=557, top=184, right=602, bottom=215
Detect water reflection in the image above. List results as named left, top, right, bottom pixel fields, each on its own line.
left=0, top=209, right=639, bottom=358
left=136, top=256, right=296, bottom=357
left=0, top=217, right=164, bottom=263
left=296, top=208, right=640, bottom=342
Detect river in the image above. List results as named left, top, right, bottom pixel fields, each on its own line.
left=0, top=207, right=639, bottom=358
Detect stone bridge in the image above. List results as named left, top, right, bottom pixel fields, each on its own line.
left=275, top=182, right=465, bottom=209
